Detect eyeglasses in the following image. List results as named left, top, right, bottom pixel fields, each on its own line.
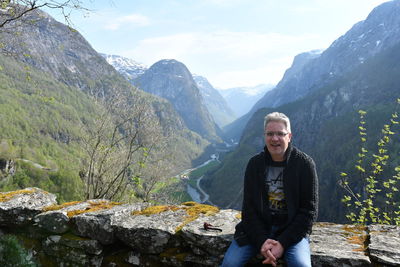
left=264, top=131, right=289, bottom=138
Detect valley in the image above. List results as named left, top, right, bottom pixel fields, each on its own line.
left=1, top=0, right=400, bottom=225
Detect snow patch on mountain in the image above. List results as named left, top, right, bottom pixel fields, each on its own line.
left=100, top=53, right=147, bottom=80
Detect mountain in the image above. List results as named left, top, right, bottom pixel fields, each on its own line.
left=133, top=59, right=222, bottom=142
left=101, top=54, right=147, bottom=82
left=223, top=51, right=320, bottom=141
left=192, top=75, right=236, bottom=127
left=102, top=54, right=235, bottom=129
left=227, top=0, right=400, bottom=141
left=220, top=84, right=274, bottom=118
left=0, top=8, right=211, bottom=200
left=251, top=50, right=323, bottom=111
left=251, top=0, right=400, bottom=112
left=202, top=0, right=400, bottom=222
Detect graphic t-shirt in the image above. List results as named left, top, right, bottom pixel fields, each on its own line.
left=265, top=162, right=288, bottom=225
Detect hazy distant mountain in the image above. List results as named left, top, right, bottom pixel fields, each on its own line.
left=223, top=51, right=320, bottom=140
left=219, top=84, right=274, bottom=118
left=203, top=0, right=400, bottom=223
left=101, top=54, right=147, bottom=82
left=193, top=75, right=236, bottom=127
left=134, top=59, right=222, bottom=142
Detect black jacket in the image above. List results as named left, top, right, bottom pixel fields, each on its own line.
left=234, top=144, right=318, bottom=250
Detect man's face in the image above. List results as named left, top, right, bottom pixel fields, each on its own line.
left=264, top=121, right=292, bottom=161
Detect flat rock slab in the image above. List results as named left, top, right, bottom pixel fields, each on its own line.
left=72, top=203, right=148, bottom=245
left=368, top=224, right=400, bottom=266
left=112, top=206, right=189, bottom=254
left=35, top=199, right=121, bottom=234
left=181, top=209, right=240, bottom=257
left=0, top=187, right=57, bottom=226
left=310, top=223, right=371, bottom=266
left=179, top=209, right=241, bottom=266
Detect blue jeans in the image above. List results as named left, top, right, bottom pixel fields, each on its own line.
left=221, top=237, right=311, bottom=267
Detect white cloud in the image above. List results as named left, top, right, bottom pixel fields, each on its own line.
left=104, top=13, right=150, bottom=30
left=209, top=56, right=294, bottom=89
left=125, top=31, right=322, bottom=61
left=123, top=31, right=325, bottom=88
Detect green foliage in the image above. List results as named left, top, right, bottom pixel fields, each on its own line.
left=0, top=53, right=96, bottom=201
left=0, top=235, right=37, bottom=267
left=340, top=102, right=400, bottom=225
left=0, top=160, right=83, bottom=202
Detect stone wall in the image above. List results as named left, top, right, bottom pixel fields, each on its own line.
left=0, top=188, right=399, bottom=266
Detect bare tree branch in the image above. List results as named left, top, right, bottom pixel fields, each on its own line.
left=0, top=0, right=89, bottom=29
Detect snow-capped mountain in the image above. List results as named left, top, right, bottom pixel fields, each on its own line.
left=101, top=54, right=147, bottom=81
left=220, top=84, right=274, bottom=117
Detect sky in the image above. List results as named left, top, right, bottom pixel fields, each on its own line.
left=45, top=0, right=391, bottom=89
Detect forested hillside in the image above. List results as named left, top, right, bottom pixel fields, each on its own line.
left=0, top=8, right=211, bottom=203
left=0, top=53, right=94, bottom=202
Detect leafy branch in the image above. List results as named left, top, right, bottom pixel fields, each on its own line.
left=339, top=99, right=400, bottom=225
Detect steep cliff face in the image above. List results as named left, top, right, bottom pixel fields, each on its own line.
left=193, top=75, right=236, bottom=127
left=224, top=50, right=322, bottom=140
left=224, top=0, right=400, bottom=142
left=134, top=59, right=222, bottom=142
left=103, top=54, right=235, bottom=129
left=253, top=0, right=400, bottom=111
left=0, top=9, right=120, bottom=97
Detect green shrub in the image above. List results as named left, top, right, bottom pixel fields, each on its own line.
left=0, top=235, right=37, bottom=267
left=340, top=101, right=400, bottom=225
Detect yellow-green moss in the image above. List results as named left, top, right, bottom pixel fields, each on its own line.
left=175, top=202, right=219, bottom=232
left=132, top=205, right=180, bottom=216
left=235, top=212, right=242, bottom=219
left=42, top=201, right=82, bottom=212
left=0, top=188, right=36, bottom=202
left=66, top=200, right=122, bottom=217
left=131, top=202, right=220, bottom=233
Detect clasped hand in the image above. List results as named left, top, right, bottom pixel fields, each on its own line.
left=260, top=239, right=284, bottom=266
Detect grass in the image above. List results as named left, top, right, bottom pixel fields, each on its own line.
left=188, top=160, right=220, bottom=179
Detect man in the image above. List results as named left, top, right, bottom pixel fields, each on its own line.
left=221, top=112, right=318, bottom=267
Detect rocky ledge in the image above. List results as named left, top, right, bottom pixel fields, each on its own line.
left=0, top=188, right=399, bottom=266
